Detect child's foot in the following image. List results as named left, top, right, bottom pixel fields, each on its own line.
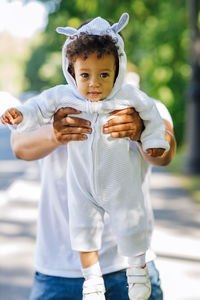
left=126, top=265, right=151, bottom=300
left=82, top=277, right=106, bottom=300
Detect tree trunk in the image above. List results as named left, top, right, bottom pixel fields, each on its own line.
left=184, top=0, right=200, bottom=174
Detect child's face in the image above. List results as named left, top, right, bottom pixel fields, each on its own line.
left=73, top=52, right=116, bottom=102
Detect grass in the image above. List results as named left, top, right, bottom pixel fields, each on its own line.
left=166, top=149, right=200, bottom=205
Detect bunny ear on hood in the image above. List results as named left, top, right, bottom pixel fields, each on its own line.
left=56, top=13, right=129, bottom=100
left=56, top=13, right=129, bottom=36
left=110, top=13, right=129, bottom=33
left=56, top=27, right=78, bottom=36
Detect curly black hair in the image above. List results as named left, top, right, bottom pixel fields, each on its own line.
left=66, top=19, right=122, bottom=81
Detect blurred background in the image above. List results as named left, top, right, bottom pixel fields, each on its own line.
left=0, top=0, right=200, bottom=299
left=1, top=0, right=200, bottom=177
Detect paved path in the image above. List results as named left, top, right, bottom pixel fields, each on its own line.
left=0, top=128, right=200, bottom=299
left=0, top=160, right=39, bottom=300
left=0, top=126, right=39, bottom=299
left=150, top=168, right=200, bottom=300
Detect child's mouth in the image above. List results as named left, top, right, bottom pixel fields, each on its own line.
left=88, top=92, right=101, bottom=96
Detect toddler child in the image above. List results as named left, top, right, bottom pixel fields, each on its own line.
left=1, top=13, right=169, bottom=300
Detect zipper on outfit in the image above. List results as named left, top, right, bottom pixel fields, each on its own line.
left=91, top=113, right=99, bottom=197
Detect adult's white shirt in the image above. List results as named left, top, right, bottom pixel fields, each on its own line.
left=34, top=99, right=173, bottom=278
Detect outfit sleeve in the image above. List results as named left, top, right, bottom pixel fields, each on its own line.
left=102, top=85, right=170, bottom=152
left=136, top=92, right=170, bottom=152
left=9, top=87, right=59, bottom=133
left=154, top=99, right=173, bottom=127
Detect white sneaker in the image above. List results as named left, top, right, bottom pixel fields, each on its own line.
left=126, top=265, right=151, bottom=300
left=82, top=277, right=106, bottom=300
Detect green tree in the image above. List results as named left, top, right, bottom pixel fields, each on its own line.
left=25, top=0, right=188, bottom=146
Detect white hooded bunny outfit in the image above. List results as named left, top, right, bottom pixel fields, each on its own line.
left=10, top=13, right=169, bottom=257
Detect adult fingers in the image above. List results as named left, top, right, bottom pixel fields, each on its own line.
left=60, top=116, right=91, bottom=127
left=109, top=107, right=136, bottom=116
left=53, top=107, right=91, bottom=130
left=55, top=133, right=88, bottom=144
left=54, top=107, right=81, bottom=120
left=104, top=114, right=135, bottom=127
left=109, top=130, right=136, bottom=139
left=57, top=126, right=92, bottom=134
left=103, top=122, right=135, bottom=133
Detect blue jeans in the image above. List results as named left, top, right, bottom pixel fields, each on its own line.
left=29, top=261, right=163, bottom=300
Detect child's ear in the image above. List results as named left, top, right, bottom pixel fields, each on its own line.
left=111, top=13, right=129, bottom=33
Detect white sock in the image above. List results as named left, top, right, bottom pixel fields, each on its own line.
left=82, top=261, right=102, bottom=280
left=128, top=253, right=146, bottom=268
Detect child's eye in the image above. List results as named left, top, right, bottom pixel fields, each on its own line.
left=81, top=73, right=89, bottom=78
left=100, top=73, right=109, bottom=78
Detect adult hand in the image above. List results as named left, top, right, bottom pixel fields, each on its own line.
left=53, top=107, right=92, bottom=145
left=103, top=108, right=144, bottom=141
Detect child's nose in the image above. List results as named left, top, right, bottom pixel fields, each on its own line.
left=89, top=76, right=100, bottom=87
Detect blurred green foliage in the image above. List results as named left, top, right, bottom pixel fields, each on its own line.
left=167, top=149, right=200, bottom=204
left=0, top=33, right=30, bottom=95
left=25, top=0, right=189, bottom=146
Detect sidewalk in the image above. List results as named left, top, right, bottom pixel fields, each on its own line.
left=150, top=168, right=200, bottom=300
left=0, top=160, right=40, bottom=300
left=0, top=164, right=200, bottom=299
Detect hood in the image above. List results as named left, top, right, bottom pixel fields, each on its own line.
left=56, top=13, right=129, bottom=100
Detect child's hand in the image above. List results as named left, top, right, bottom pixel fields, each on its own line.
left=0, top=108, right=23, bottom=125
left=147, top=148, right=165, bottom=157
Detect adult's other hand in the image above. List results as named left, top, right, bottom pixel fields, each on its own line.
left=103, top=108, right=144, bottom=141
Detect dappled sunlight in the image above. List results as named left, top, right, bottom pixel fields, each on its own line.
left=0, top=92, right=20, bottom=115
left=0, top=0, right=48, bottom=94
left=150, top=170, right=200, bottom=237
left=157, top=86, right=174, bottom=106
left=157, top=258, right=200, bottom=300
left=150, top=169, right=200, bottom=300
left=0, top=179, right=37, bottom=295
left=0, top=243, right=32, bottom=258
left=0, top=244, right=20, bottom=257
left=7, top=180, right=40, bottom=203
left=157, top=44, right=174, bottom=63
left=6, top=206, right=38, bottom=222
left=0, top=240, right=35, bottom=287
left=0, top=0, right=47, bottom=38
left=152, top=229, right=200, bottom=261
left=0, top=160, right=32, bottom=173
